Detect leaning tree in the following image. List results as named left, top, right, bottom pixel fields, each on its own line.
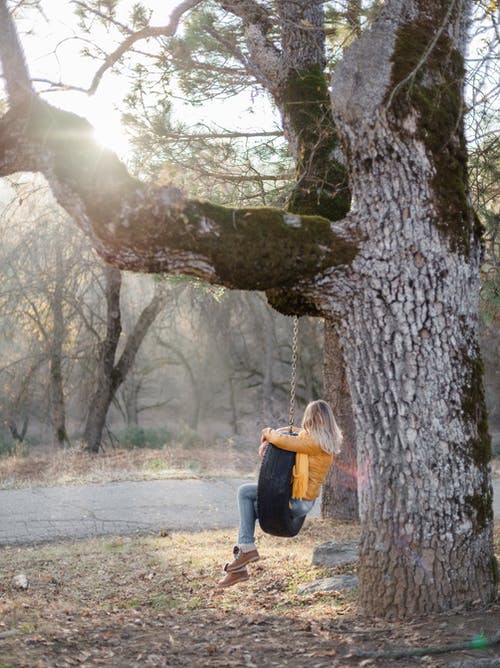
left=0, top=0, right=496, bottom=618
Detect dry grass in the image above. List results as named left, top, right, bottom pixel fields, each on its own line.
left=0, top=444, right=257, bottom=489
left=1, top=520, right=499, bottom=667
left=2, top=445, right=498, bottom=491
left=1, top=447, right=499, bottom=666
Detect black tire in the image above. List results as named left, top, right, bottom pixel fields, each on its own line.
left=256, top=443, right=306, bottom=537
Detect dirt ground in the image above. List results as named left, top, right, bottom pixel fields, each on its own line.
left=0, top=447, right=499, bottom=667
left=1, top=520, right=499, bottom=667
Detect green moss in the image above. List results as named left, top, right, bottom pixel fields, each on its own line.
left=265, top=289, right=323, bottom=317
left=389, top=20, right=476, bottom=255
left=460, top=350, right=492, bottom=467
left=282, top=66, right=350, bottom=220
left=185, top=201, right=357, bottom=291
left=459, top=342, right=493, bottom=532
left=465, top=487, right=493, bottom=531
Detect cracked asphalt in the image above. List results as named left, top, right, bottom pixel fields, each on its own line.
left=0, top=478, right=249, bottom=546
left=0, top=477, right=497, bottom=546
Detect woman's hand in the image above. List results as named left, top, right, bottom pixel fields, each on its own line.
left=258, top=441, right=268, bottom=459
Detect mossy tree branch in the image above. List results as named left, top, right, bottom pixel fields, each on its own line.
left=0, top=98, right=358, bottom=299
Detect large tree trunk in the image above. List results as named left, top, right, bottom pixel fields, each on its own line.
left=275, top=0, right=357, bottom=518
left=321, top=319, right=358, bottom=520
left=331, top=0, right=495, bottom=617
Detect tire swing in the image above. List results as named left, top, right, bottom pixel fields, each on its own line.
left=256, top=316, right=306, bottom=538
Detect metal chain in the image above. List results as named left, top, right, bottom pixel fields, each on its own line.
left=288, top=316, right=299, bottom=432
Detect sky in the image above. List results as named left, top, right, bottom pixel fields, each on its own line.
left=5, top=0, right=498, bottom=158
left=14, top=0, right=278, bottom=160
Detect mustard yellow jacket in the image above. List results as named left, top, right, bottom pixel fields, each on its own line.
left=261, top=427, right=333, bottom=501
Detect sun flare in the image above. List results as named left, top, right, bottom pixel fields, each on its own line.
left=91, top=113, right=131, bottom=159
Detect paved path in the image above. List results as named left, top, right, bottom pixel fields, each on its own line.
left=0, top=478, right=248, bottom=546
left=0, top=477, right=498, bottom=546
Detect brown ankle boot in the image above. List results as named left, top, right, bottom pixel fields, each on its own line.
left=216, top=566, right=249, bottom=588
left=225, top=545, right=260, bottom=572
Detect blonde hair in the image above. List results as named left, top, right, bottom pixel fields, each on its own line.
left=302, top=400, right=343, bottom=455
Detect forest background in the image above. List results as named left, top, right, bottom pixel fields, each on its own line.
left=0, top=0, right=498, bottom=468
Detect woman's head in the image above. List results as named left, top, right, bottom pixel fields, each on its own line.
left=302, top=400, right=343, bottom=454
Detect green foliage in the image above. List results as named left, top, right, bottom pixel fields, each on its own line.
left=168, top=3, right=252, bottom=102
left=0, top=432, right=16, bottom=457
left=120, top=1, right=290, bottom=207
left=75, top=0, right=120, bottom=31
left=122, top=89, right=289, bottom=206
left=115, top=426, right=170, bottom=450
left=130, top=3, right=149, bottom=29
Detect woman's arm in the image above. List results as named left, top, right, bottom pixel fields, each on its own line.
left=261, top=428, right=321, bottom=455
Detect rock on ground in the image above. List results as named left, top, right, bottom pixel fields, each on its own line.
left=312, top=539, right=359, bottom=567
left=298, top=574, right=359, bottom=595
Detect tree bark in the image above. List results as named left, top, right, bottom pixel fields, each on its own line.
left=321, top=319, right=358, bottom=520
left=330, top=0, right=495, bottom=616
left=83, top=267, right=122, bottom=453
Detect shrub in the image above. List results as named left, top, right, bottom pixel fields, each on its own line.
left=174, top=424, right=204, bottom=449
left=115, top=426, right=171, bottom=450
left=0, top=432, right=16, bottom=457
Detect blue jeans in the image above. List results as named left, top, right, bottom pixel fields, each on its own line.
left=237, top=483, right=315, bottom=545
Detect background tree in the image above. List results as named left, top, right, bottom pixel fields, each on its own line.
left=82, top=267, right=168, bottom=452
left=0, top=180, right=170, bottom=452
left=0, top=185, right=94, bottom=447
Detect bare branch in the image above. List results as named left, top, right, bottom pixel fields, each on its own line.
left=81, top=0, right=204, bottom=95
left=159, top=129, right=283, bottom=141
left=31, top=78, right=90, bottom=94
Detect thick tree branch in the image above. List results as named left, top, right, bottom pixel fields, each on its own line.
left=0, top=99, right=358, bottom=296
left=0, top=0, right=33, bottom=105
left=221, top=0, right=284, bottom=96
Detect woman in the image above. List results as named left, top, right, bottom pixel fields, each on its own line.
left=217, top=399, right=342, bottom=588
